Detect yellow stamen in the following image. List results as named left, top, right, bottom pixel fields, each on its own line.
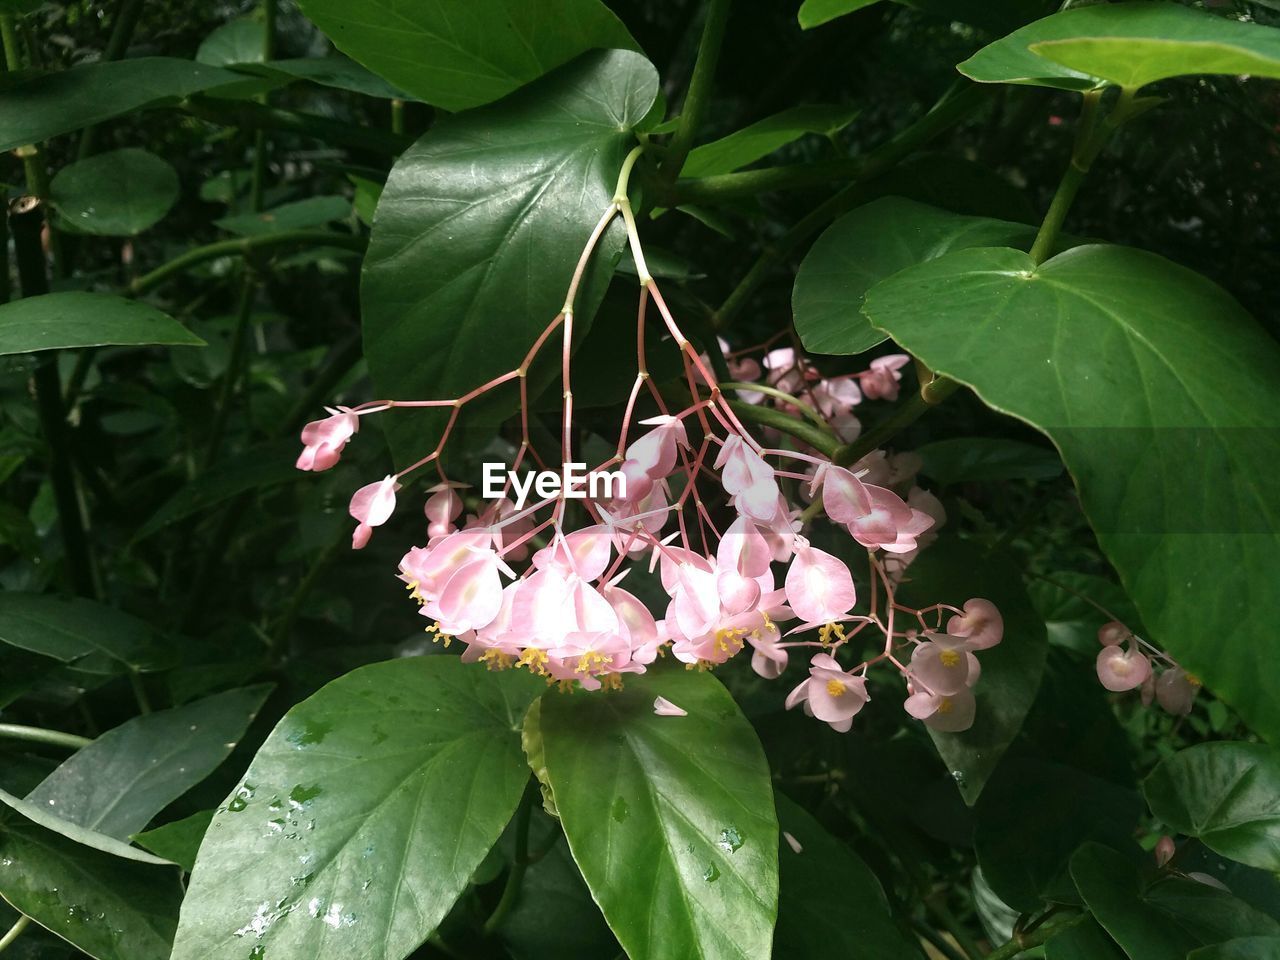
left=936, top=697, right=954, bottom=714
left=575, top=651, right=614, bottom=674
left=424, top=622, right=452, bottom=648
left=939, top=649, right=961, bottom=668
left=826, top=679, right=846, bottom=697
left=478, top=650, right=513, bottom=671
left=517, top=648, right=550, bottom=676
left=601, top=674, right=624, bottom=692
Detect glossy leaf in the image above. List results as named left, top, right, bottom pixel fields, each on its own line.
left=27, top=685, right=272, bottom=840
left=896, top=538, right=1049, bottom=803
left=538, top=666, right=779, bottom=960
left=1070, top=843, right=1199, bottom=960
left=914, top=436, right=1063, bottom=487
left=863, top=243, right=1280, bottom=741
left=1190, top=939, right=1280, bottom=960
left=0, top=293, right=203, bottom=356
left=294, top=0, right=637, bottom=111
left=1144, top=874, right=1280, bottom=943
left=793, top=197, right=1035, bottom=355
left=215, top=195, right=352, bottom=236
left=0, top=593, right=167, bottom=674
left=196, top=18, right=266, bottom=66
left=361, top=49, right=658, bottom=462
left=975, top=759, right=1142, bottom=911
left=773, top=795, right=920, bottom=959
left=133, top=810, right=215, bottom=873
left=0, top=789, right=172, bottom=865
left=960, top=2, right=1280, bottom=91
left=171, top=657, right=542, bottom=960
left=0, top=796, right=183, bottom=960
left=50, top=149, right=179, bottom=236
left=797, top=0, right=882, bottom=29
left=681, top=104, right=859, bottom=178
left=0, top=58, right=244, bottom=152
left=1145, top=742, right=1280, bottom=871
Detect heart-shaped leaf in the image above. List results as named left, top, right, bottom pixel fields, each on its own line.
left=792, top=197, right=1036, bottom=355
left=50, top=149, right=179, bottom=236
left=1144, top=742, right=1280, bottom=871
left=27, top=685, right=272, bottom=840
left=361, top=49, right=658, bottom=462
left=295, top=0, right=637, bottom=110
left=863, top=243, right=1280, bottom=742
left=171, top=656, right=541, bottom=960
left=960, top=1, right=1280, bottom=91
left=536, top=666, right=779, bottom=960
left=0, top=293, right=203, bottom=356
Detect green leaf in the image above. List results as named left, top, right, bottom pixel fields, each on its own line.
left=50, top=148, right=179, bottom=236
left=214, top=195, right=352, bottom=236
left=914, top=436, right=1063, bottom=487
left=960, top=1, right=1280, bottom=91
left=773, top=795, right=920, bottom=959
left=681, top=104, right=860, bottom=178
left=1143, top=874, right=1280, bottom=943
left=1069, top=843, right=1199, bottom=960
left=294, top=0, right=637, bottom=111
left=133, top=810, right=215, bottom=873
left=0, top=795, right=183, bottom=960
left=26, top=685, right=272, bottom=840
left=0, top=789, right=172, bottom=865
left=1045, top=917, right=1126, bottom=960
left=171, top=657, right=542, bottom=960
left=1028, top=572, right=1144, bottom=655
left=244, top=57, right=414, bottom=99
left=1190, top=939, right=1280, bottom=960
left=793, top=197, right=1036, bottom=356
left=0, top=593, right=167, bottom=674
left=0, top=58, right=244, bottom=152
left=362, top=49, right=658, bottom=462
left=538, top=666, right=779, bottom=960
left=196, top=18, right=266, bottom=66
left=0, top=293, right=203, bottom=355
left=1144, top=742, right=1280, bottom=871
left=797, top=0, right=883, bottom=29
left=975, top=759, right=1142, bottom=911
left=896, top=538, right=1049, bottom=803
left=862, top=243, right=1280, bottom=741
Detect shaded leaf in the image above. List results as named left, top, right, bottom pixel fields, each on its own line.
left=1069, top=843, right=1198, bottom=960
left=914, top=436, right=1063, bottom=487
left=242, top=57, right=414, bottom=99
left=1189, top=938, right=1280, bottom=960
left=214, top=195, right=351, bottom=236
left=0, top=293, right=202, bottom=356
left=0, top=790, right=172, bottom=866
left=196, top=18, right=266, bottom=67
left=797, top=0, right=883, bottom=30
left=681, top=104, right=859, bottom=178
left=0, top=593, right=167, bottom=674
left=50, top=149, right=179, bottom=236
left=132, top=810, right=215, bottom=873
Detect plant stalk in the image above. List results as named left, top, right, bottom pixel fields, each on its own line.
left=727, top=399, right=840, bottom=458
left=0, top=723, right=92, bottom=750
left=982, top=912, right=1085, bottom=959
left=661, top=0, right=732, bottom=185
left=0, top=915, right=30, bottom=953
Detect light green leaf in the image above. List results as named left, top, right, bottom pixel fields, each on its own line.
left=793, top=197, right=1036, bottom=356
left=960, top=1, right=1280, bottom=91
left=214, top=195, right=352, bottom=236
left=773, top=795, right=920, bottom=958
left=0, top=293, right=203, bottom=355
left=1144, top=742, right=1280, bottom=872
left=362, top=49, right=658, bottom=462
left=797, top=0, right=883, bottom=29
left=862, top=243, right=1280, bottom=741
left=1190, top=939, right=1280, bottom=960
left=914, top=436, right=1063, bottom=487
left=171, top=657, right=542, bottom=960
left=0, top=795, right=183, bottom=960
left=50, top=148, right=179, bottom=236
left=896, top=538, right=1049, bottom=804
left=349, top=174, right=383, bottom=226
left=538, top=666, right=779, bottom=960
left=681, top=104, right=859, bottom=178
left=196, top=18, right=266, bottom=67
left=0, top=593, right=167, bottom=674
left=27, top=685, right=272, bottom=840
left=294, top=0, right=637, bottom=111
left=133, top=810, right=215, bottom=873
left=0, top=58, right=244, bottom=152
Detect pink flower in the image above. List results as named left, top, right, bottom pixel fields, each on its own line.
left=296, top=406, right=358, bottom=472
left=625, top=415, right=688, bottom=481
left=904, top=686, right=976, bottom=732
left=533, top=525, right=614, bottom=582
left=747, top=616, right=788, bottom=679
left=784, top=539, right=856, bottom=625
left=1155, top=836, right=1176, bottom=868
left=810, top=377, right=861, bottom=418
left=1155, top=668, right=1199, bottom=716
left=860, top=354, right=911, bottom=401
left=424, top=484, right=463, bottom=540
left=785, top=653, right=869, bottom=732
left=349, top=475, right=399, bottom=549
left=1098, top=621, right=1129, bottom=646
left=422, top=552, right=505, bottom=635
left=1096, top=643, right=1152, bottom=692
left=716, top=435, right=781, bottom=521
left=909, top=634, right=973, bottom=696
left=653, top=696, right=687, bottom=717
left=946, top=599, right=1003, bottom=650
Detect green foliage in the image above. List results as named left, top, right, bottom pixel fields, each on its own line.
left=49, top=149, right=179, bottom=236
left=0, top=294, right=202, bottom=355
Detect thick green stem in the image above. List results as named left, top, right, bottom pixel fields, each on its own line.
left=0, top=723, right=92, bottom=750
left=982, top=912, right=1085, bottom=959
left=661, top=0, right=732, bottom=185
left=129, top=230, right=366, bottom=295
left=727, top=399, right=840, bottom=458
left=484, top=784, right=535, bottom=936
left=181, top=97, right=413, bottom=155
left=721, top=381, right=833, bottom=434
left=712, top=83, right=987, bottom=330
left=0, top=915, right=30, bottom=952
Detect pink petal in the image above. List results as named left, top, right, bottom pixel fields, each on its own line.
left=653, top=696, right=687, bottom=717
left=1096, top=645, right=1152, bottom=692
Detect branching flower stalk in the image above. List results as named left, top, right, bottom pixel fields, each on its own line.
left=294, top=147, right=1013, bottom=733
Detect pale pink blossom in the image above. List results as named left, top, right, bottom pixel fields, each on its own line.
left=785, top=653, right=869, bottom=732
left=1096, top=644, right=1152, bottom=692
left=296, top=406, right=358, bottom=472
left=859, top=354, right=911, bottom=401
left=1098, top=621, right=1129, bottom=647
left=349, top=475, right=399, bottom=549
left=1155, top=836, right=1176, bottom=868
left=910, top=634, right=972, bottom=696
left=1155, top=668, right=1198, bottom=716
left=946, top=599, right=1003, bottom=651
left=424, top=485, right=464, bottom=540
left=785, top=540, right=856, bottom=625
left=716, top=435, right=781, bottom=521
left=904, top=686, right=976, bottom=732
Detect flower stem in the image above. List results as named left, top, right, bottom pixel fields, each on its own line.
left=720, top=381, right=833, bottom=434
left=726, top=400, right=840, bottom=459
left=0, top=915, right=30, bottom=953
left=982, top=911, right=1085, bottom=959
left=0, top=723, right=92, bottom=750
left=661, top=0, right=732, bottom=186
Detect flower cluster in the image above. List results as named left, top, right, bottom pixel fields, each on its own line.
left=294, top=171, right=1004, bottom=734
left=1095, top=621, right=1199, bottom=716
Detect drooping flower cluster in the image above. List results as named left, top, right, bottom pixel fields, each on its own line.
left=1095, top=621, right=1200, bottom=716
left=294, top=160, right=1004, bottom=734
